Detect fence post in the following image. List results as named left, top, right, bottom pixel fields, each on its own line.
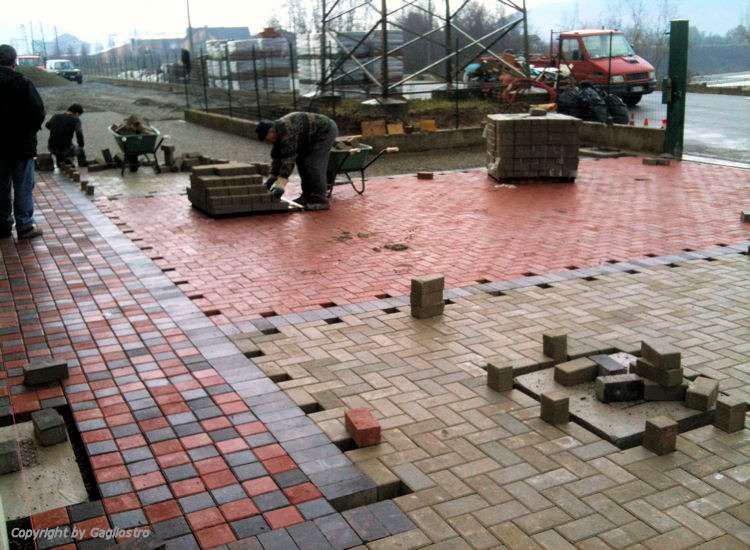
left=201, top=46, right=209, bottom=112
left=664, top=20, right=689, bottom=159
left=288, top=39, right=297, bottom=110
left=251, top=46, right=262, bottom=119
left=225, top=43, right=233, bottom=118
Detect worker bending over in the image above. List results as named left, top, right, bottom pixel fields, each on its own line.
left=255, top=112, right=338, bottom=211
left=46, top=103, right=86, bottom=167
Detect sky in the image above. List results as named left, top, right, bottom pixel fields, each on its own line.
left=1, top=0, right=746, bottom=53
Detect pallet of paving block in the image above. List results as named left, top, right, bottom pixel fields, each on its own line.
left=190, top=173, right=264, bottom=187
left=191, top=161, right=259, bottom=177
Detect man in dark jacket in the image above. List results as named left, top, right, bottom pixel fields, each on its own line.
left=0, top=45, right=45, bottom=239
left=46, top=103, right=86, bottom=167
left=256, top=112, right=338, bottom=211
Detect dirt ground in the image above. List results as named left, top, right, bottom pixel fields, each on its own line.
left=36, top=82, right=485, bottom=177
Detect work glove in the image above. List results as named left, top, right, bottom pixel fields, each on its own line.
left=264, top=176, right=277, bottom=190
left=269, top=177, right=288, bottom=199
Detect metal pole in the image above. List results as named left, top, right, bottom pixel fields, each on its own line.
left=289, top=40, right=298, bottom=110
left=454, top=36, right=459, bottom=128
left=381, top=0, right=388, bottom=99
left=445, top=0, right=452, bottom=89
left=665, top=20, right=689, bottom=159
left=29, top=22, right=35, bottom=56
left=225, top=43, right=233, bottom=117
left=321, top=0, right=327, bottom=95
left=522, top=0, right=530, bottom=77
left=186, top=0, right=195, bottom=54
left=201, top=47, right=209, bottom=111
left=251, top=46, right=262, bottom=119
left=607, top=31, right=613, bottom=89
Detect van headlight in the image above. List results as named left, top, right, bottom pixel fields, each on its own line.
left=610, top=75, right=625, bottom=83
left=648, top=71, right=656, bottom=80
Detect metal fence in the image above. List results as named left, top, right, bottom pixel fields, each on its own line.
left=77, top=45, right=667, bottom=136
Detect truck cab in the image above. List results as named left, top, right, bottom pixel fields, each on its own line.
left=558, top=30, right=655, bottom=106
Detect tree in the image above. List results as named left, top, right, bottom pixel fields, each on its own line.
left=80, top=43, right=90, bottom=57
left=287, top=0, right=308, bottom=35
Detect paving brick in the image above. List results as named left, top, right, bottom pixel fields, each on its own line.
left=685, top=377, right=719, bottom=411
left=486, top=361, right=513, bottom=392
left=714, top=396, right=747, bottom=433
left=23, top=357, right=69, bottom=386
left=632, top=359, right=683, bottom=387
left=641, top=340, right=681, bottom=371
left=231, top=515, right=270, bottom=539
left=344, top=408, right=381, bottom=447
left=554, top=358, right=597, bottom=386
left=540, top=391, right=569, bottom=425
left=0, top=439, right=20, bottom=474
left=590, top=354, right=628, bottom=376
left=315, top=513, right=363, bottom=549
left=643, top=416, right=678, bottom=455
left=542, top=331, right=568, bottom=363
left=595, top=374, right=643, bottom=403
left=643, top=380, right=688, bottom=401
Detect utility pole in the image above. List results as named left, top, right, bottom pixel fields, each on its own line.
left=186, top=0, right=195, bottom=53
left=21, top=25, right=29, bottom=55
left=381, top=0, right=388, bottom=99
left=445, top=0, right=452, bottom=89
left=29, top=21, right=35, bottom=56
left=522, top=0, right=530, bottom=77
left=54, top=26, right=61, bottom=57
left=39, top=23, right=48, bottom=59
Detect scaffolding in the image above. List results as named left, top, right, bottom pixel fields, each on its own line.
left=310, top=0, right=529, bottom=101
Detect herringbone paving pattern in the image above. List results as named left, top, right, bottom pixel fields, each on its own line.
left=96, top=158, right=750, bottom=324
left=240, top=255, right=750, bottom=548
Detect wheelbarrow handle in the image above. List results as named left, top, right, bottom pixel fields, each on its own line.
left=362, top=146, right=399, bottom=171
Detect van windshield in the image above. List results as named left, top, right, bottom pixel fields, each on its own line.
left=582, top=34, right=635, bottom=58
left=53, top=61, right=74, bottom=70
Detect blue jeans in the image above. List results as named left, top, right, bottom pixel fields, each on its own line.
left=0, top=159, right=36, bottom=231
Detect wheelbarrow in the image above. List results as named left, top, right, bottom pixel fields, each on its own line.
left=327, top=144, right=399, bottom=198
left=109, top=125, right=164, bottom=176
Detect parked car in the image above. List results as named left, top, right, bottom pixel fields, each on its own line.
left=45, top=59, right=83, bottom=83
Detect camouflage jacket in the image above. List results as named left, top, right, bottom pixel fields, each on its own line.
left=270, top=112, right=337, bottom=178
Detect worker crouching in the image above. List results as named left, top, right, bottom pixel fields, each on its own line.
left=255, top=112, right=338, bottom=211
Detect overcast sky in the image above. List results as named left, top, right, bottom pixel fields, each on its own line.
left=1, top=0, right=746, bottom=52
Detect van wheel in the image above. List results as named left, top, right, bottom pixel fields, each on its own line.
left=623, top=94, right=642, bottom=107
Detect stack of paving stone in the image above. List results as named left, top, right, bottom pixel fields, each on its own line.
left=187, top=162, right=288, bottom=216
left=486, top=111, right=580, bottom=181
left=410, top=275, right=445, bottom=319
left=631, top=341, right=687, bottom=401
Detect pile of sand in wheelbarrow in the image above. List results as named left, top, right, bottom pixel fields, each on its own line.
left=111, top=114, right=156, bottom=135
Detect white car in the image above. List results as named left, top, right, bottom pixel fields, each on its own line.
left=45, top=59, right=83, bottom=83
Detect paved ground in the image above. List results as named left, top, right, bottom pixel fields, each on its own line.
left=94, top=158, right=750, bottom=324
left=1, top=173, right=418, bottom=549
left=2, top=134, right=749, bottom=550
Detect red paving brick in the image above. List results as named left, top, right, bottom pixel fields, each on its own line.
left=98, top=159, right=750, bottom=323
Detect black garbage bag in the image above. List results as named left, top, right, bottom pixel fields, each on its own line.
left=578, top=85, right=609, bottom=123
left=556, top=88, right=583, bottom=118
left=603, top=93, right=630, bottom=124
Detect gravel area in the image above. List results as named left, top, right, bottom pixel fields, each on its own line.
left=36, top=81, right=485, bottom=177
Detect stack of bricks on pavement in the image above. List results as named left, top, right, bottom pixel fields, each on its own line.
left=486, top=112, right=580, bottom=181
left=188, top=162, right=289, bottom=216
left=410, top=275, right=445, bottom=319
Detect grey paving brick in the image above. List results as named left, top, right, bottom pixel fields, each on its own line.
left=315, top=513, right=363, bottom=550
left=232, top=516, right=271, bottom=539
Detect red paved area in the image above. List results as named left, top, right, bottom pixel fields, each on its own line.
left=0, top=178, right=316, bottom=548
left=99, top=158, right=750, bottom=324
